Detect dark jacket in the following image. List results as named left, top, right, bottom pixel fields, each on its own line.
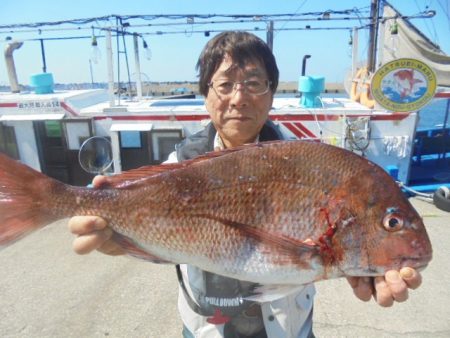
left=175, top=120, right=283, bottom=320
left=176, top=120, right=283, bottom=161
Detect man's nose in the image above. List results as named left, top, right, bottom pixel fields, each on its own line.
left=230, top=83, right=248, bottom=107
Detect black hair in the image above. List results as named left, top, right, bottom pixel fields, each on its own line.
left=196, top=31, right=279, bottom=96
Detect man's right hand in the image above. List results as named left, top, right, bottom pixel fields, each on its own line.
left=68, top=176, right=125, bottom=256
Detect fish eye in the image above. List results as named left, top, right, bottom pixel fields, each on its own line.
left=383, top=213, right=404, bottom=232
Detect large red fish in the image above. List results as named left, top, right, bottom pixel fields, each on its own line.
left=0, top=141, right=432, bottom=285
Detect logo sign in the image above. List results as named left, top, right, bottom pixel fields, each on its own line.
left=371, top=58, right=437, bottom=112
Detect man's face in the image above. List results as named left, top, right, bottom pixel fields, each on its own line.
left=205, top=55, right=274, bottom=148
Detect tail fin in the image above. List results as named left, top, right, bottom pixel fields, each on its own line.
left=0, top=153, right=62, bottom=248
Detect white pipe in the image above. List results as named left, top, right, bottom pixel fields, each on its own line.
left=351, top=28, right=359, bottom=78
left=376, top=12, right=386, bottom=68
left=110, top=131, right=122, bottom=173
left=133, top=34, right=143, bottom=100
left=4, top=41, right=23, bottom=93
left=105, top=29, right=115, bottom=107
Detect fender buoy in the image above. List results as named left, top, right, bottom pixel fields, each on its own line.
left=350, top=67, right=365, bottom=102
left=433, top=186, right=450, bottom=212
left=350, top=67, right=376, bottom=109
left=360, top=81, right=375, bottom=109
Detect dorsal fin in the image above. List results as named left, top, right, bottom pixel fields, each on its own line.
left=104, top=141, right=283, bottom=188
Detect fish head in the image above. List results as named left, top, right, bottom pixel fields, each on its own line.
left=331, top=165, right=433, bottom=277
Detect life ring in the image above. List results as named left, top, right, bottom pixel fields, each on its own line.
left=350, top=67, right=376, bottom=109
left=433, top=186, right=450, bottom=212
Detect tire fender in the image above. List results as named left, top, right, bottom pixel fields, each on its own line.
left=433, top=186, right=450, bottom=212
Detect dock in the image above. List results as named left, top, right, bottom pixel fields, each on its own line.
left=0, top=197, right=448, bottom=337
left=123, top=81, right=345, bottom=97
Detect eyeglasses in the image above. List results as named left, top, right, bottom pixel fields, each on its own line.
left=208, top=79, right=272, bottom=96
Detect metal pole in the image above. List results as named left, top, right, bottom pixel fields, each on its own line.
left=105, top=29, right=115, bottom=107
left=40, top=39, right=47, bottom=73
left=442, top=98, right=450, bottom=159
left=266, top=21, right=274, bottom=51
left=367, top=0, right=380, bottom=73
left=89, top=59, right=94, bottom=86
left=116, top=17, right=121, bottom=104
left=351, top=28, right=359, bottom=78
left=301, top=55, right=311, bottom=76
left=133, top=34, right=143, bottom=100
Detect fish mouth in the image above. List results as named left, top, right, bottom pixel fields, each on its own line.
left=399, top=255, right=432, bottom=269
left=381, top=255, right=433, bottom=273
left=345, top=254, right=432, bottom=277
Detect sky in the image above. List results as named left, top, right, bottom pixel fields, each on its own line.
left=0, top=0, right=449, bottom=87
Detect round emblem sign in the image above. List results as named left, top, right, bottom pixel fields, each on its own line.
left=371, top=58, right=437, bottom=112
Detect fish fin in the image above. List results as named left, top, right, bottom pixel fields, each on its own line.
left=112, top=233, right=173, bottom=264
left=103, top=162, right=187, bottom=188
left=216, top=217, right=319, bottom=254
left=0, top=153, right=60, bottom=249
left=244, top=284, right=306, bottom=303
left=104, top=141, right=285, bottom=188
left=199, top=216, right=319, bottom=268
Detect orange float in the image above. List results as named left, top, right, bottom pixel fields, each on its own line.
left=350, top=67, right=375, bottom=109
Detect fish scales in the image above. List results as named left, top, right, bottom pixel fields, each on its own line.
left=0, top=140, right=432, bottom=285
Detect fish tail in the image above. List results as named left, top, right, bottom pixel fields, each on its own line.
left=0, top=153, right=65, bottom=248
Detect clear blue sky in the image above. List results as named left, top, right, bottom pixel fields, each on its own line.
left=0, top=0, right=449, bottom=86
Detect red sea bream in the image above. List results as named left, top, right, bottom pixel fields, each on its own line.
left=0, top=140, right=432, bottom=284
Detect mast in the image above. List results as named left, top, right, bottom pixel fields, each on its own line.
left=367, top=0, right=381, bottom=72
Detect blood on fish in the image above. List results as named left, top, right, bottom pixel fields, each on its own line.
left=317, top=208, right=338, bottom=263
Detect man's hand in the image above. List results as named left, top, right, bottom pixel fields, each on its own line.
left=68, top=176, right=125, bottom=256
left=347, top=267, right=422, bottom=307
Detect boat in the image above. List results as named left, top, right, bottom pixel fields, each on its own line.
left=0, top=1, right=449, bottom=210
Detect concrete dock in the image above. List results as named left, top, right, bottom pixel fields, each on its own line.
left=0, top=197, right=449, bottom=337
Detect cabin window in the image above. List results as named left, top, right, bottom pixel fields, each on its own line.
left=119, top=131, right=142, bottom=148
left=64, top=121, right=92, bottom=150
left=44, top=121, right=62, bottom=138
left=0, top=123, right=19, bottom=159
left=151, top=130, right=184, bottom=162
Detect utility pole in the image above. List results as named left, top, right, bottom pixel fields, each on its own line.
left=266, top=21, right=274, bottom=51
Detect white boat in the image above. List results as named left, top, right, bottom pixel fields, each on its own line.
left=0, top=1, right=449, bottom=208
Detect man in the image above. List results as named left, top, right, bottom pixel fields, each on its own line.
left=69, top=31, right=422, bottom=338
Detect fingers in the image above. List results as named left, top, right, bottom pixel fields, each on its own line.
left=400, top=267, right=422, bottom=290
left=72, top=228, right=113, bottom=255
left=374, top=270, right=409, bottom=307
left=349, top=268, right=422, bottom=307
left=68, top=216, right=111, bottom=255
left=92, top=175, right=111, bottom=189
left=68, top=176, right=119, bottom=256
left=346, top=277, right=373, bottom=302
left=68, top=216, right=107, bottom=235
